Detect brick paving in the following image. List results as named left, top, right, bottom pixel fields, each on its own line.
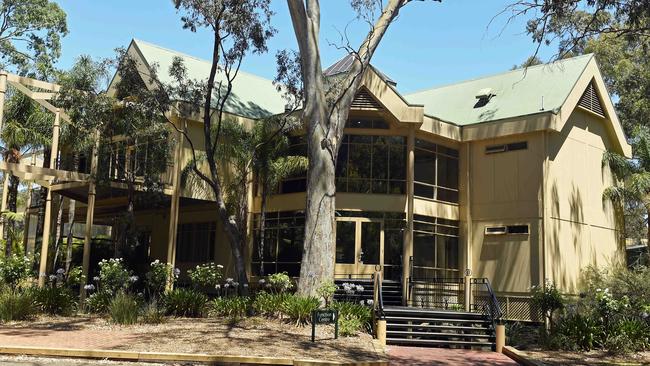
left=388, top=346, right=519, bottom=366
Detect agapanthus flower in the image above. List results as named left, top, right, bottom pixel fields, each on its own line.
left=56, top=268, right=65, bottom=275
left=93, top=276, right=100, bottom=282
left=49, top=275, right=57, bottom=282
left=129, top=275, right=139, bottom=283
left=84, top=284, right=95, bottom=291
left=217, top=264, right=224, bottom=269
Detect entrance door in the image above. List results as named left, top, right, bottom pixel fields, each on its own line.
left=335, top=218, right=384, bottom=277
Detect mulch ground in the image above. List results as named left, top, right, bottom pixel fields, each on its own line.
left=0, top=315, right=384, bottom=363
left=522, top=349, right=650, bottom=365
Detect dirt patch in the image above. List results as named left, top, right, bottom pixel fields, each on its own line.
left=1, top=316, right=384, bottom=363
left=522, top=349, right=650, bottom=365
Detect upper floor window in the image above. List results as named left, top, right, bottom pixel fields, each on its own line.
left=345, top=118, right=389, bottom=129
left=414, top=139, right=459, bottom=203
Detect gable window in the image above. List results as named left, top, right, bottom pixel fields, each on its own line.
left=485, top=141, right=527, bottom=154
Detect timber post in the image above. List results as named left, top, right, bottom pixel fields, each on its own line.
left=464, top=273, right=472, bottom=312
left=0, top=71, right=7, bottom=132
left=0, top=174, right=8, bottom=243
left=165, top=124, right=184, bottom=290
left=38, top=109, right=61, bottom=287
left=402, top=125, right=415, bottom=305
left=79, top=131, right=99, bottom=302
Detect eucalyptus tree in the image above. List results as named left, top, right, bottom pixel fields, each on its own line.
left=0, top=0, right=68, bottom=76
left=161, top=0, right=275, bottom=290
left=282, top=0, right=441, bottom=295
left=1, top=91, right=51, bottom=255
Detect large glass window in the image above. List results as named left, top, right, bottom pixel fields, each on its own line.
left=176, top=222, right=216, bottom=263
left=411, top=215, right=459, bottom=279
left=252, top=211, right=304, bottom=277
left=414, top=139, right=459, bottom=203
left=278, top=120, right=407, bottom=195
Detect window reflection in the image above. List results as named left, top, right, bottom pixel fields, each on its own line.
left=414, top=138, right=459, bottom=203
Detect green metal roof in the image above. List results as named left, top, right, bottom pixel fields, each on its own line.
left=132, top=39, right=287, bottom=119
left=404, top=54, right=594, bottom=126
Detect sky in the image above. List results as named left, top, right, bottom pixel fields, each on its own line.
left=53, top=0, right=555, bottom=94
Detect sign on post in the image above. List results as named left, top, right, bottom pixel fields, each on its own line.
left=311, top=309, right=339, bottom=342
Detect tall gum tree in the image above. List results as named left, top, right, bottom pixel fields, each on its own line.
left=285, top=0, right=439, bottom=295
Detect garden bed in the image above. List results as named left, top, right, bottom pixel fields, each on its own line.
left=520, top=349, right=650, bottom=365
left=0, top=315, right=385, bottom=363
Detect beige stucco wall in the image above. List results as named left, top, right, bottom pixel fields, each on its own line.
left=544, top=108, right=623, bottom=293
left=467, top=132, right=545, bottom=293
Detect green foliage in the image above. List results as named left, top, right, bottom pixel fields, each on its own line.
left=97, top=258, right=132, bottom=295
left=85, top=290, right=112, bottom=314
left=163, top=288, right=207, bottom=318
left=317, top=280, right=337, bottom=307
left=0, top=255, right=33, bottom=287
left=145, top=260, right=177, bottom=298
left=140, top=300, right=166, bottom=324
left=531, top=280, right=564, bottom=328
left=188, top=263, right=223, bottom=290
left=0, top=289, right=36, bottom=322
left=330, top=301, right=373, bottom=334
left=281, top=295, right=319, bottom=326
left=547, top=265, right=650, bottom=354
left=266, top=272, right=294, bottom=294
left=209, top=296, right=251, bottom=320
left=338, top=316, right=364, bottom=337
left=109, top=292, right=139, bottom=325
left=30, top=285, right=76, bottom=316
left=253, top=292, right=288, bottom=318
left=0, top=0, right=68, bottom=75
left=65, top=266, right=84, bottom=288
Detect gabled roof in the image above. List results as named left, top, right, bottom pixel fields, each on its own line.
left=130, top=39, right=287, bottom=119
left=405, top=54, right=594, bottom=126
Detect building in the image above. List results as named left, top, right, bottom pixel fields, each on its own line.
left=0, top=39, right=629, bottom=318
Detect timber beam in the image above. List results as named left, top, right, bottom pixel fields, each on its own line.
left=0, top=161, right=90, bottom=183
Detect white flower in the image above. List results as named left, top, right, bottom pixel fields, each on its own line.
left=174, top=268, right=181, bottom=276
left=233, top=282, right=239, bottom=287
left=226, top=278, right=234, bottom=283
left=129, top=275, right=139, bottom=283
left=84, top=284, right=95, bottom=291
left=56, top=268, right=65, bottom=275
left=366, top=299, right=374, bottom=306
left=243, top=283, right=249, bottom=287
left=224, top=283, right=230, bottom=288
left=93, top=276, right=100, bottom=282
left=356, top=285, right=365, bottom=292
left=259, top=279, right=266, bottom=284
left=217, top=264, right=224, bottom=269
left=215, top=284, right=221, bottom=289
left=48, top=275, right=57, bottom=281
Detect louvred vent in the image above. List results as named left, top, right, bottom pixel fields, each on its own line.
left=578, top=81, right=605, bottom=117
left=351, top=88, right=383, bottom=110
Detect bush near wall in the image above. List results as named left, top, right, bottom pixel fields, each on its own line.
left=541, top=265, right=650, bottom=354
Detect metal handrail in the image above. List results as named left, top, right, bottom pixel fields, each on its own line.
left=471, top=278, right=503, bottom=332
left=373, top=271, right=385, bottom=320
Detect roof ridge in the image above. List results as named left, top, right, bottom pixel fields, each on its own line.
left=404, top=53, right=594, bottom=96
left=132, top=38, right=277, bottom=84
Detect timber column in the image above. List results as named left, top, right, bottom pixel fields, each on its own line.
left=38, top=109, right=61, bottom=287
left=80, top=131, right=99, bottom=301
left=166, top=123, right=184, bottom=289
left=402, top=125, right=415, bottom=305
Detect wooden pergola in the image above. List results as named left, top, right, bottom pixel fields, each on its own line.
left=0, top=70, right=184, bottom=299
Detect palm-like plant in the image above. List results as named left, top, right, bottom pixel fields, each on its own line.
left=1, top=91, right=51, bottom=255
left=603, top=126, right=650, bottom=247
left=251, top=118, right=306, bottom=276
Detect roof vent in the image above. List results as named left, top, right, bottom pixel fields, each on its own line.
left=476, top=88, right=495, bottom=99
left=474, top=88, right=495, bottom=108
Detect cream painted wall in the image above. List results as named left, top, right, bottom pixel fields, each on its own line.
left=545, top=108, right=623, bottom=293
left=467, top=132, right=545, bottom=293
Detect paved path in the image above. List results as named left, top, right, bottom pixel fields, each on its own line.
left=388, top=346, right=519, bottom=366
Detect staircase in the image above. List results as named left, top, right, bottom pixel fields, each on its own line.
left=334, top=278, right=402, bottom=306
left=384, top=306, right=496, bottom=349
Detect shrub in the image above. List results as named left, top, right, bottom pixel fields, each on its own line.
left=281, top=295, right=319, bottom=326
left=209, top=296, right=250, bottom=320
left=253, top=292, right=288, bottom=318
left=188, top=263, right=223, bottom=290
left=605, top=318, right=650, bottom=354
left=0, top=255, right=32, bottom=287
left=531, top=280, right=564, bottom=329
left=85, top=289, right=113, bottom=314
left=140, top=300, right=166, bottom=324
left=109, top=292, right=139, bottom=325
left=164, top=288, right=207, bottom=318
left=97, top=258, right=132, bottom=294
left=330, top=301, right=372, bottom=334
left=550, top=313, right=603, bottom=351
left=0, top=289, right=37, bottom=322
left=267, top=272, right=293, bottom=293
left=30, top=285, right=76, bottom=316
left=317, top=280, right=337, bottom=307
left=145, top=260, right=178, bottom=299
left=339, top=316, right=364, bottom=336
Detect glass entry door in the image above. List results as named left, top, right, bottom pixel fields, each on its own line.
left=335, top=218, right=384, bottom=276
